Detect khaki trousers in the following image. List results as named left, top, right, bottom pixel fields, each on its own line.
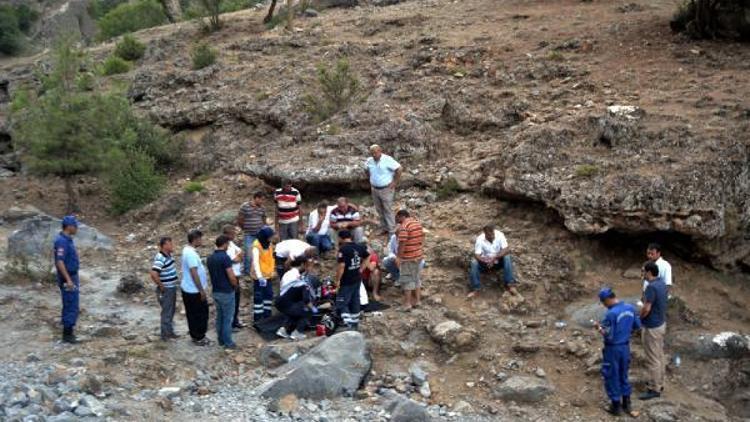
left=642, top=323, right=667, bottom=391
left=371, top=186, right=396, bottom=235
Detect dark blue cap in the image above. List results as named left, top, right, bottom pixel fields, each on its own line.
left=598, top=287, right=615, bottom=302
left=62, top=215, right=78, bottom=228
left=338, top=230, right=352, bottom=239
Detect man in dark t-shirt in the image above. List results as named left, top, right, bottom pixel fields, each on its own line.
left=335, top=230, right=369, bottom=330
left=207, top=235, right=239, bottom=349
left=639, top=261, right=668, bottom=400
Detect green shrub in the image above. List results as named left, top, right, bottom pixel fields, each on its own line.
left=100, top=55, right=131, bottom=75
left=108, top=149, right=165, bottom=214
left=303, top=58, right=361, bottom=122
left=97, top=0, right=168, bottom=40
left=184, top=180, right=205, bottom=193
left=575, top=164, right=599, bottom=178
left=435, top=176, right=461, bottom=200
left=191, top=43, right=217, bottom=69
left=89, top=0, right=129, bottom=19
left=0, top=6, right=23, bottom=55
left=114, top=34, right=146, bottom=61
left=14, top=4, right=39, bottom=33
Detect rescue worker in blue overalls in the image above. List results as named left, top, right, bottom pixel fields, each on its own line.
left=595, top=287, right=641, bottom=416
left=54, top=215, right=80, bottom=344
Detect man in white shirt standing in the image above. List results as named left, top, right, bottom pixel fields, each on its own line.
left=468, top=224, right=517, bottom=298
left=223, top=225, right=245, bottom=330
left=365, top=144, right=402, bottom=237
left=645, top=243, right=672, bottom=292
left=305, top=201, right=335, bottom=255
left=180, top=230, right=211, bottom=346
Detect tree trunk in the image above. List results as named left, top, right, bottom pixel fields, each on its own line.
left=161, top=0, right=182, bottom=23
left=286, top=0, right=294, bottom=30
left=63, top=177, right=80, bottom=214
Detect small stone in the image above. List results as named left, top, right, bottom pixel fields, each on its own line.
left=158, top=387, right=181, bottom=399
left=80, top=395, right=106, bottom=417
left=535, top=368, right=547, bottom=378
left=70, top=358, right=86, bottom=367
left=192, top=402, right=203, bottom=412
left=409, top=364, right=428, bottom=386
left=52, top=397, right=73, bottom=414
left=74, top=406, right=95, bottom=417
left=419, top=382, right=431, bottom=398
left=26, top=353, right=41, bottom=362
left=10, top=391, right=29, bottom=407
left=453, top=400, right=473, bottom=413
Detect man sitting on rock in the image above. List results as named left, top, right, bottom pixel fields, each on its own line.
left=330, top=197, right=364, bottom=244
left=305, top=201, right=335, bottom=255
left=467, top=224, right=517, bottom=298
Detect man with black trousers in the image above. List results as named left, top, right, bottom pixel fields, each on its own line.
left=335, top=230, right=369, bottom=330
left=180, top=230, right=211, bottom=346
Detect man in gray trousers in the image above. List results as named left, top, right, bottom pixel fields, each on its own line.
left=365, top=144, right=402, bottom=238
left=150, top=237, right=180, bottom=340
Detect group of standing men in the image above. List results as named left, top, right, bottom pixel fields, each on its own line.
left=595, top=243, right=672, bottom=416
left=142, top=143, right=424, bottom=348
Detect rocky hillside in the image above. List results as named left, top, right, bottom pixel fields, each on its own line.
left=0, top=0, right=749, bottom=421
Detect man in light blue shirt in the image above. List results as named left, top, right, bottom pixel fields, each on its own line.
left=365, top=144, right=402, bottom=237
left=180, top=230, right=211, bottom=346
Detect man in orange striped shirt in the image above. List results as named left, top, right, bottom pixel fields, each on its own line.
left=395, top=209, right=424, bottom=311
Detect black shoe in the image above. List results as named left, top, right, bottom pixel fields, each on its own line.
left=62, top=334, right=78, bottom=344
left=638, top=389, right=661, bottom=401
left=232, top=322, right=246, bottom=329
left=606, top=400, right=622, bottom=416
left=622, top=395, right=632, bottom=414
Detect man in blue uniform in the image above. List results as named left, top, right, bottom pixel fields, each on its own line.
left=595, top=287, right=641, bottom=416
left=54, top=216, right=80, bottom=344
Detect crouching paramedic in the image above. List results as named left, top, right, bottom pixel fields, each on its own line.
left=595, top=287, right=641, bottom=417
left=252, top=227, right=276, bottom=322
left=275, top=258, right=316, bottom=340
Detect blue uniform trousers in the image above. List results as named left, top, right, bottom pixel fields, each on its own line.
left=335, top=282, right=361, bottom=329
left=253, top=279, right=274, bottom=321
left=601, top=344, right=632, bottom=401
left=58, top=274, right=80, bottom=329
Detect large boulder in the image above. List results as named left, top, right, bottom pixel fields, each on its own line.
left=259, top=336, right=325, bottom=369
left=566, top=296, right=640, bottom=328
left=492, top=376, right=554, bottom=403
left=670, top=332, right=750, bottom=360
left=7, top=214, right=113, bottom=261
left=259, top=331, right=371, bottom=400
left=385, top=394, right=431, bottom=422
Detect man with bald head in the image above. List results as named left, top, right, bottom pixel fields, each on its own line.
left=365, top=144, right=402, bottom=237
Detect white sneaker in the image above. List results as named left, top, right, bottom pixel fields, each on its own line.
left=276, top=327, right=290, bottom=339
left=290, top=330, right=306, bottom=341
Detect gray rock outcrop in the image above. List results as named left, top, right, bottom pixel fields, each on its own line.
left=259, top=331, right=371, bottom=400
left=7, top=213, right=113, bottom=261
left=492, top=376, right=554, bottom=403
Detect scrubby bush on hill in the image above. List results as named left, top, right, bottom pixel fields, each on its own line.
left=100, top=55, right=131, bottom=75
left=0, top=4, right=39, bottom=55
left=97, top=0, right=168, bottom=40
left=191, top=42, right=217, bottom=69
left=303, top=58, right=361, bottom=122
left=114, top=34, right=146, bottom=61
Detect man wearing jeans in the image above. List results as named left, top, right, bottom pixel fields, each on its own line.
left=468, top=224, right=517, bottom=298
left=639, top=261, right=668, bottom=400
left=305, top=202, right=335, bottom=254
left=365, top=144, right=402, bottom=237
left=237, top=191, right=267, bottom=277
left=149, top=237, right=179, bottom=341
left=207, top=235, right=239, bottom=349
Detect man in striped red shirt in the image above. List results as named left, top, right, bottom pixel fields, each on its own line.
left=274, top=179, right=302, bottom=241
left=395, top=209, right=424, bottom=311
